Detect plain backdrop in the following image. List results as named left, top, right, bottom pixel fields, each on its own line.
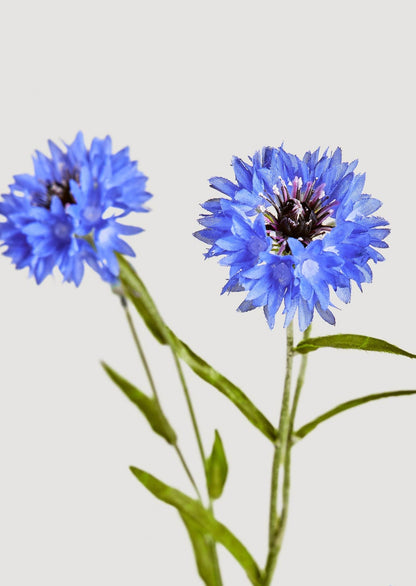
left=0, top=1, right=415, bottom=585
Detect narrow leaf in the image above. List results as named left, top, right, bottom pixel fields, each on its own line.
left=118, top=255, right=168, bottom=345
left=206, top=430, right=228, bottom=500
left=102, top=362, right=177, bottom=444
left=130, top=467, right=262, bottom=586
left=180, top=512, right=221, bottom=586
left=118, top=256, right=276, bottom=442
left=295, top=390, right=416, bottom=440
left=168, top=332, right=276, bottom=442
left=295, top=334, right=416, bottom=358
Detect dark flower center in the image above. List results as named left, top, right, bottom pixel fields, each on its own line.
left=261, top=177, right=336, bottom=254
left=33, top=170, right=80, bottom=209
left=46, top=180, right=77, bottom=208
left=277, top=199, right=317, bottom=239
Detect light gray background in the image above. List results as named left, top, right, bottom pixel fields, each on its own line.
left=0, top=1, right=415, bottom=584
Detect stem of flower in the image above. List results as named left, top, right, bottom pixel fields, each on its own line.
left=263, top=322, right=294, bottom=585
left=171, top=350, right=207, bottom=474
left=289, top=325, right=311, bottom=436
left=170, top=350, right=223, bottom=585
left=263, top=324, right=311, bottom=585
left=121, top=294, right=161, bottom=406
left=119, top=294, right=203, bottom=502
left=173, top=444, right=203, bottom=502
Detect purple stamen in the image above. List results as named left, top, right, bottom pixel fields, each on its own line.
left=262, top=177, right=336, bottom=254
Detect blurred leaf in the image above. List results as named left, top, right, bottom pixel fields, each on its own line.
left=102, top=362, right=177, bottom=444
left=180, top=512, right=221, bottom=586
left=294, top=334, right=416, bottom=358
left=118, top=256, right=276, bottom=442
left=130, top=467, right=262, bottom=586
left=168, top=333, right=276, bottom=442
left=206, top=431, right=228, bottom=500
left=118, top=255, right=168, bottom=345
left=295, top=390, right=416, bottom=440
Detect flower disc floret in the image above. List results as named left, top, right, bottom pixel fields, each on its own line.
left=0, top=132, right=152, bottom=285
left=194, top=146, right=389, bottom=330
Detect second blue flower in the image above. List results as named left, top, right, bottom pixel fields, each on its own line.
left=195, top=146, right=389, bottom=330
left=0, top=132, right=151, bottom=285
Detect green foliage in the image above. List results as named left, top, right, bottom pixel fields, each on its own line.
left=180, top=512, right=222, bottom=586
left=102, top=362, right=177, bottom=444
left=118, top=256, right=276, bottom=442
left=206, top=431, right=228, bottom=500
left=130, top=467, right=262, bottom=586
left=295, top=390, right=416, bottom=440
left=295, top=334, right=416, bottom=358
left=170, top=335, right=276, bottom=442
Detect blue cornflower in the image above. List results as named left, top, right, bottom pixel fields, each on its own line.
left=0, top=132, right=151, bottom=285
left=195, top=146, right=389, bottom=330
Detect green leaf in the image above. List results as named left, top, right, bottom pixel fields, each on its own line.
left=118, top=255, right=168, bottom=345
left=206, top=430, right=228, bottom=500
left=130, top=467, right=262, bottom=586
left=295, top=334, right=416, bottom=358
left=180, top=512, right=221, bottom=586
left=168, top=333, right=276, bottom=442
left=118, top=256, right=276, bottom=442
left=102, top=362, right=177, bottom=444
left=295, top=390, right=416, bottom=440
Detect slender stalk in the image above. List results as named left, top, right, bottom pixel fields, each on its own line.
left=120, top=292, right=223, bottom=582
left=171, top=349, right=223, bottom=585
left=289, top=325, right=311, bottom=435
left=267, top=446, right=281, bottom=544
left=121, top=295, right=161, bottom=405
left=210, top=541, right=223, bottom=586
left=263, top=322, right=294, bottom=585
left=174, top=444, right=203, bottom=502
left=263, top=325, right=312, bottom=585
left=119, top=295, right=202, bottom=502
left=171, top=350, right=207, bottom=470
left=268, top=442, right=291, bottom=576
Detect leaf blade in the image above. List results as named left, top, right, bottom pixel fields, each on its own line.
left=294, top=334, right=416, bottom=358
left=180, top=512, right=221, bottom=586
left=167, top=331, right=277, bottom=442
left=295, top=390, right=416, bottom=440
left=118, top=256, right=276, bottom=442
left=118, top=255, right=168, bottom=345
left=206, top=430, right=228, bottom=500
left=102, top=362, right=177, bottom=444
left=130, top=467, right=262, bottom=586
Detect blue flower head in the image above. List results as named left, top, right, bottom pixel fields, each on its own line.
left=195, top=146, right=389, bottom=330
left=0, top=132, right=151, bottom=285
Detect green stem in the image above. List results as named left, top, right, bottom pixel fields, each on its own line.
left=122, top=295, right=161, bottom=406
left=263, top=322, right=294, bottom=585
left=120, top=294, right=202, bottom=502
left=263, top=325, right=312, bottom=585
left=207, top=524, right=223, bottom=586
left=171, top=351, right=223, bottom=585
left=274, top=443, right=292, bottom=564
left=267, top=447, right=281, bottom=546
left=121, top=292, right=223, bottom=583
left=171, top=350, right=207, bottom=472
left=174, top=444, right=203, bottom=502
left=289, top=325, right=311, bottom=435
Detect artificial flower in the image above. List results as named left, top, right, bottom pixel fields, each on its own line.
left=195, top=146, right=389, bottom=330
left=0, top=132, right=151, bottom=285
